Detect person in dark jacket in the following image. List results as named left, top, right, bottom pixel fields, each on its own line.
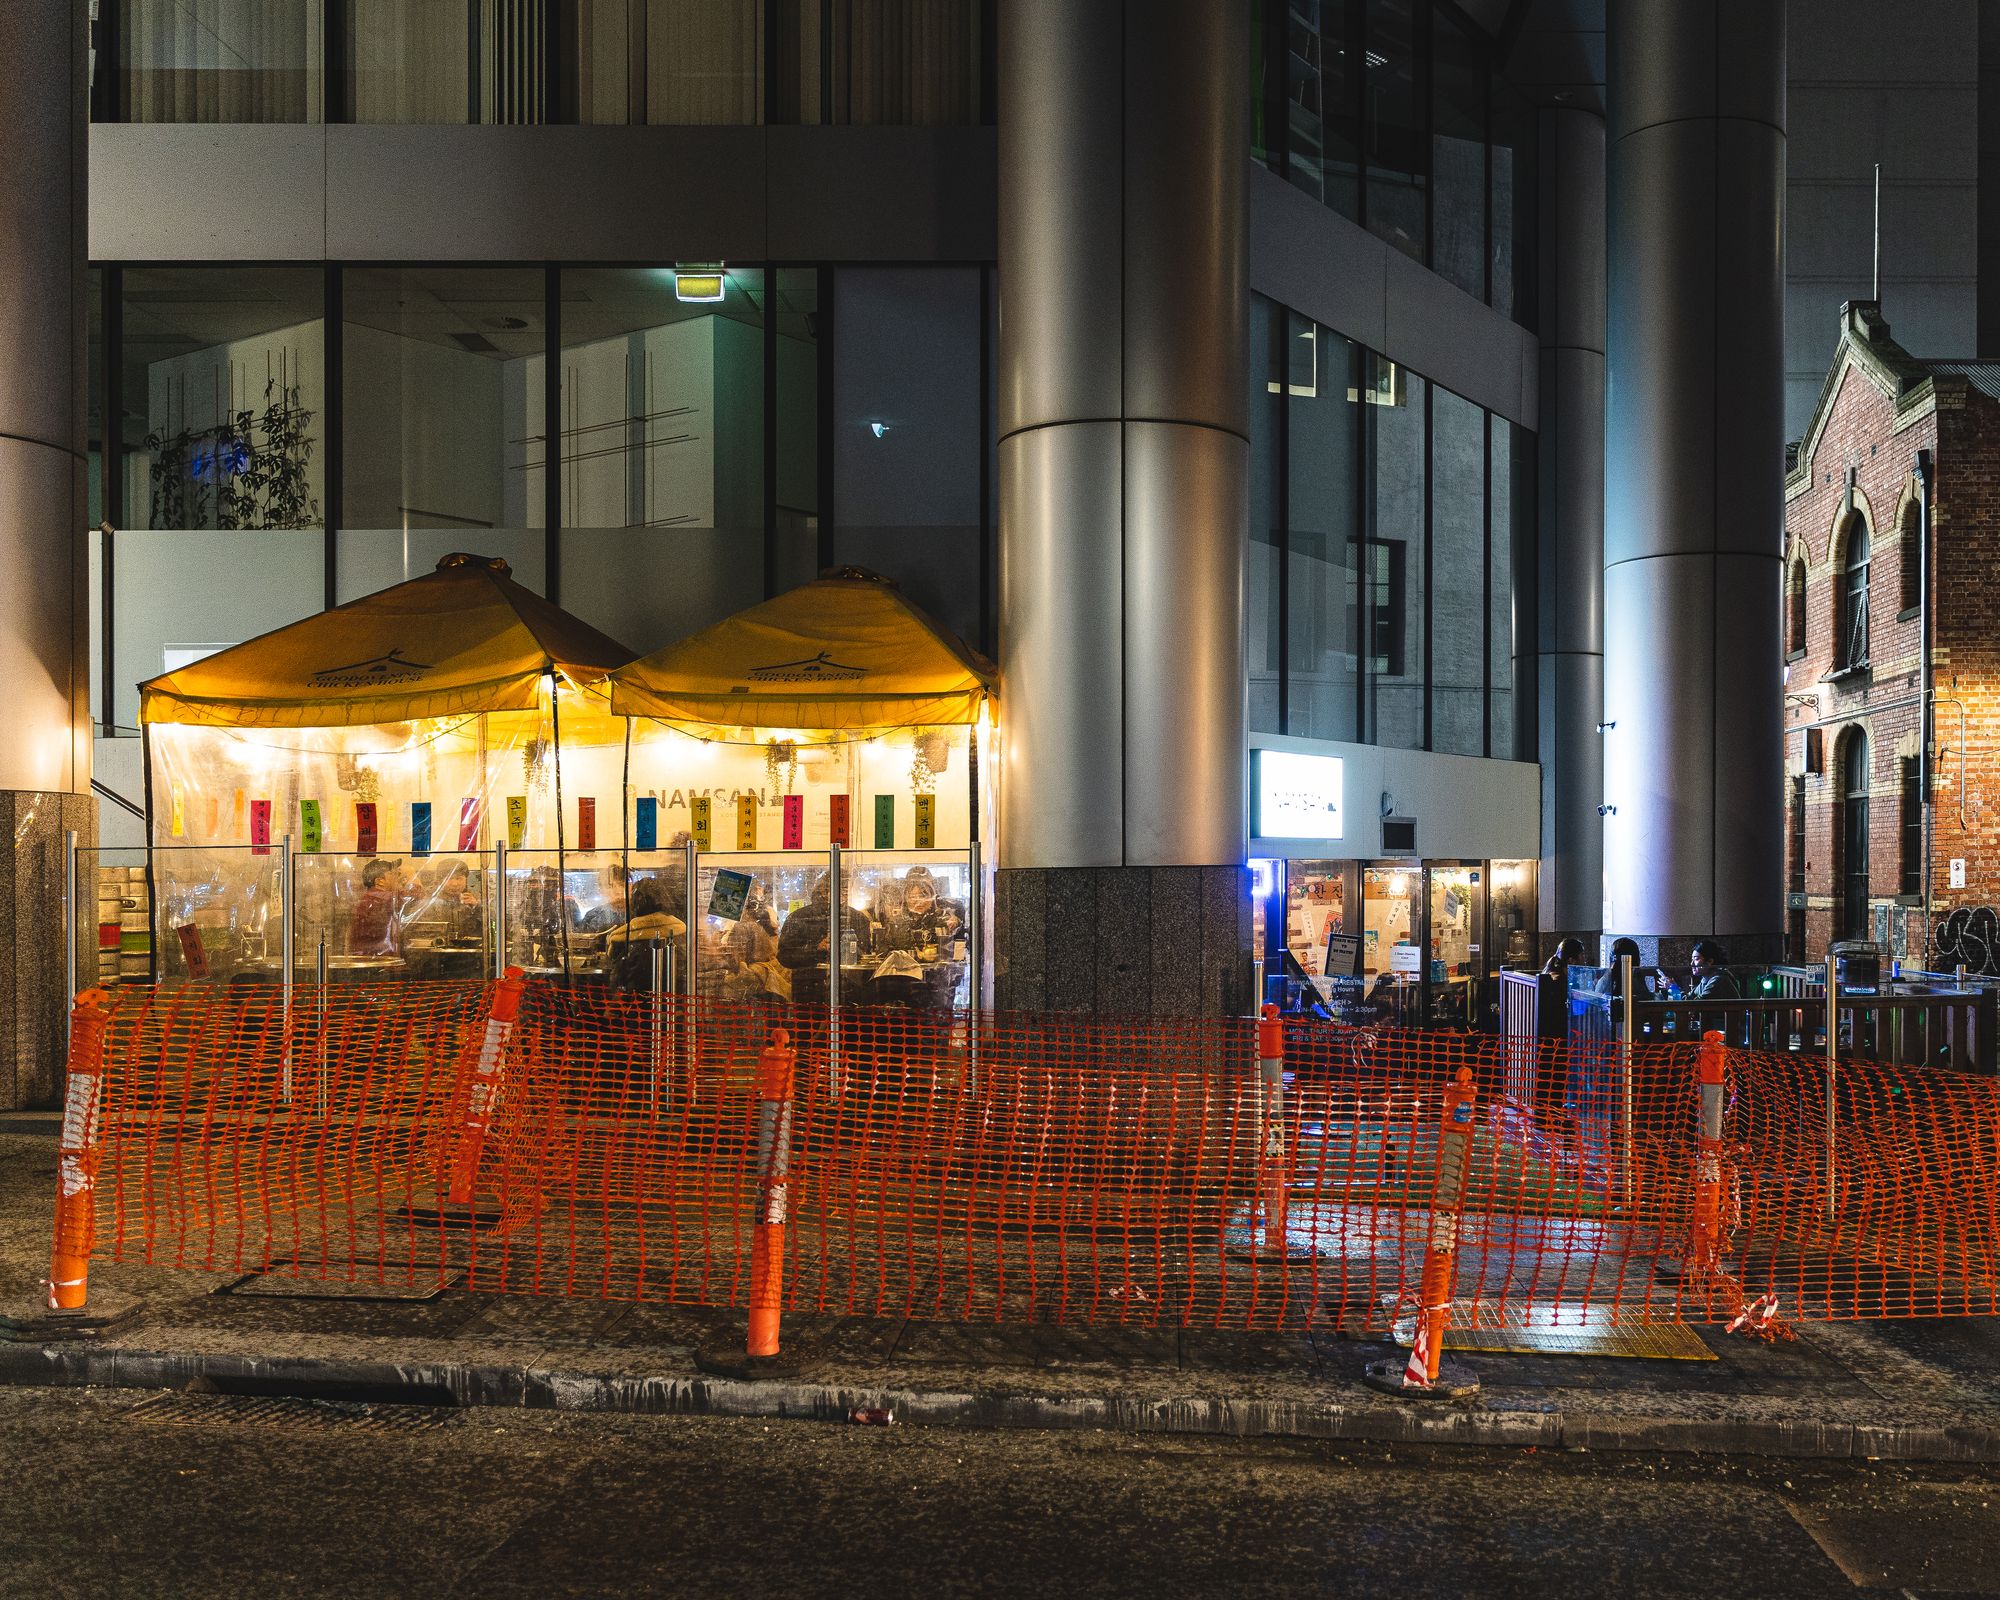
left=1595, top=936, right=1655, bottom=997
left=1541, top=935, right=1588, bottom=982
left=1658, top=939, right=1741, bottom=1001
left=777, top=873, right=871, bottom=1007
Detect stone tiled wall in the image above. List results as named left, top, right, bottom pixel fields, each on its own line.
left=0, top=791, right=96, bottom=1110
left=993, top=866, right=1252, bottom=1018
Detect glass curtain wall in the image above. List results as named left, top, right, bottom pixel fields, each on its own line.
left=1248, top=298, right=1285, bottom=734
left=574, top=0, right=769, bottom=124
left=114, top=0, right=324, bottom=121
left=1290, top=321, right=1361, bottom=741
left=100, top=1, right=983, bottom=125
left=92, top=262, right=1002, bottom=733
left=1429, top=5, right=1486, bottom=300
left=556, top=267, right=766, bottom=646
left=1246, top=292, right=1532, bottom=762
left=1428, top=384, right=1484, bottom=756
left=1365, top=355, right=1425, bottom=748
left=339, top=266, right=548, bottom=599
left=105, top=267, right=327, bottom=730
left=349, top=0, right=553, bottom=123
left=1252, top=0, right=1534, bottom=331
left=831, top=268, right=983, bottom=647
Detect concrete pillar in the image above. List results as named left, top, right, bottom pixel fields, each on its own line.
left=1602, top=0, right=1786, bottom=961
left=993, top=0, right=1252, bottom=1015
left=1536, top=108, right=1606, bottom=956
left=0, top=1, right=95, bottom=1107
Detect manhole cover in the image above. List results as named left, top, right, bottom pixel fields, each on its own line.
left=121, top=1391, right=456, bottom=1433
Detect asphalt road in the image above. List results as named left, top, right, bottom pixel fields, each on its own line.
left=4, top=1385, right=2000, bottom=1599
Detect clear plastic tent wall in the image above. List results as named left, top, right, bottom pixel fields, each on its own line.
left=145, top=685, right=635, bottom=984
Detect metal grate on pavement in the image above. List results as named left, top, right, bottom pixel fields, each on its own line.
left=119, top=1391, right=459, bottom=1432
left=1389, top=1300, right=1719, bottom=1360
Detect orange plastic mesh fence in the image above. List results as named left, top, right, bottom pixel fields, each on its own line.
left=72, top=979, right=2000, bottom=1328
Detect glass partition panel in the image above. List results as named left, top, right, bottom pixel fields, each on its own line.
left=146, top=844, right=285, bottom=986
left=838, top=850, right=973, bottom=1012
left=291, top=849, right=494, bottom=984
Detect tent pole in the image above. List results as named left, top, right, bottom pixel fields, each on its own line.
left=550, top=674, right=572, bottom=986
left=141, top=721, right=159, bottom=983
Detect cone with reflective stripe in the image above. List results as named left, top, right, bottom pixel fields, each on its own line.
left=1, top=989, right=139, bottom=1341
left=404, top=967, right=527, bottom=1231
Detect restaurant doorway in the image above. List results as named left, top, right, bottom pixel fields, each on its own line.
left=1257, top=856, right=1535, bottom=1030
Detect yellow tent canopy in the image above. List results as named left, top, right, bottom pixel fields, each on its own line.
left=610, top=568, right=994, bottom=738
left=138, top=553, right=637, bottom=729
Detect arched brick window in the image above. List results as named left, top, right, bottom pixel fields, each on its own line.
left=1787, top=558, right=1807, bottom=655
left=1838, top=513, right=1870, bottom=669
left=1898, top=497, right=1921, bottom=614
left=1838, top=728, right=1871, bottom=941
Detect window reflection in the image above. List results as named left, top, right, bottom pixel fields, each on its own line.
left=555, top=267, right=768, bottom=645
left=339, top=266, right=547, bottom=597
left=115, top=0, right=324, bottom=122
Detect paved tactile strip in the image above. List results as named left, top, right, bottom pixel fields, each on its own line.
left=119, top=1391, right=457, bottom=1433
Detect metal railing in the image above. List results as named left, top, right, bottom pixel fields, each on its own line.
left=1560, top=980, right=1996, bottom=1074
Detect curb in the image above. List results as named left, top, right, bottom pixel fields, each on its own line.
left=2, top=1342, right=1997, bottom=1463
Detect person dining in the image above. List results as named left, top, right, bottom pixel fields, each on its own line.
left=347, top=858, right=408, bottom=957
left=603, top=878, right=689, bottom=990
left=778, top=872, right=871, bottom=1008
left=874, top=866, right=964, bottom=959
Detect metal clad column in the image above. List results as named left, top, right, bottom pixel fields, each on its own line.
left=0, top=0, right=90, bottom=798
left=1604, top=0, right=1785, bottom=950
left=0, top=1, right=94, bottom=1110
left=1537, top=108, right=1607, bottom=948
left=997, top=0, right=1249, bottom=872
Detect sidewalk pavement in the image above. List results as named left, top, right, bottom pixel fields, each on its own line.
left=5, top=1127, right=2000, bottom=1463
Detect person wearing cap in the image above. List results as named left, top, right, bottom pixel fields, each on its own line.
left=347, top=858, right=408, bottom=957
left=778, top=871, right=871, bottom=1007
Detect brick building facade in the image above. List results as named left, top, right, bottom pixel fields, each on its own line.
left=1783, top=303, right=2000, bottom=969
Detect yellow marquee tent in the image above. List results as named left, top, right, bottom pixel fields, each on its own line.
left=139, top=552, right=634, bottom=730
left=608, top=568, right=993, bottom=740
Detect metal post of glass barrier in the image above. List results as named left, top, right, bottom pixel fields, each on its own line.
left=649, top=939, right=665, bottom=1117
left=61, top=829, right=78, bottom=1056
left=1825, top=951, right=1840, bottom=1217
left=316, top=933, right=329, bottom=1116
left=967, top=839, right=983, bottom=1096
left=1618, top=951, right=1635, bottom=1208
left=279, top=832, right=295, bottom=1105
left=828, top=842, right=843, bottom=1095
left=683, top=835, right=699, bottom=1084
left=493, top=840, right=509, bottom=980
